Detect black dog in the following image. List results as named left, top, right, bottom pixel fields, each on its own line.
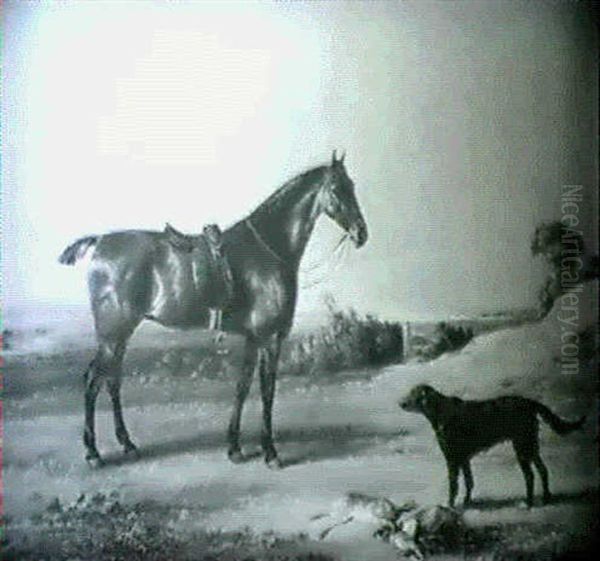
left=399, top=384, right=586, bottom=508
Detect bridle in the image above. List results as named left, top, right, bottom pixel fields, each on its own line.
left=319, top=168, right=354, bottom=232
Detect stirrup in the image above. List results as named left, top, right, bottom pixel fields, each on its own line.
left=209, top=308, right=222, bottom=331
left=209, top=309, right=229, bottom=353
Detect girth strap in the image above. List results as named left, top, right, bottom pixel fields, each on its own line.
left=202, top=224, right=234, bottom=304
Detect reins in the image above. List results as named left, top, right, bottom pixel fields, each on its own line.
left=243, top=169, right=350, bottom=285
left=244, top=217, right=349, bottom=287
left=300, top=233, right=350, bottom=289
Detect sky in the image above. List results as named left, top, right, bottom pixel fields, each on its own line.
left=2, top=0, right=597, bottom=327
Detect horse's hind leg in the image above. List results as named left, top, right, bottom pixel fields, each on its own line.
left=105, top=340, right=138, bottom=455
left=84, top=357, right=103, bottom=465
left=83, top=336, right=136, bottom=465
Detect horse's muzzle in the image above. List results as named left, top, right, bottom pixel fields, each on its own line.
left=350, top=219, right=368, bottom=248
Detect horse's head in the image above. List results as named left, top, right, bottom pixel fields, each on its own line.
left=320, top=151, right=368, bottom=248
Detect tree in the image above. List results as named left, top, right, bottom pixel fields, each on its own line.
left=531, top=221, right=597, bottom=318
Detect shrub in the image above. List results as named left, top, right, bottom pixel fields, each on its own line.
left=280, top=298, right=404, bottom=376
left=414, top=322, right=473, bottom=361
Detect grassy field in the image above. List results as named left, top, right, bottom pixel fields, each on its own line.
left=2, top=284, right=598, bottom=560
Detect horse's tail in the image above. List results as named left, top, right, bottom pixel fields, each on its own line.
left=58, top=236, right=98, bottom=265
left=535, top=401, right=586, bottom=435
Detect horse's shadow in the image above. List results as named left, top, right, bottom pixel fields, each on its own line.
left=99, top=429, right=235, bottom=467
left=468, top=488, right=599, bottom=511
left=278, top=425, right=407, bottom=468
left=98, top=424, right=407, bottom=469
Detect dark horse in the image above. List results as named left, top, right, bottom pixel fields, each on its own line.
left=59, top=151, right=368, bottom=469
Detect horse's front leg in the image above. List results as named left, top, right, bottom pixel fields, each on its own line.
left=259, top=333, right=283, bottom=469
left=227, top=337, right=259, bottom=463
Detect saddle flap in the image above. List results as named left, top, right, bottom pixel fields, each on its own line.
left=164, top=223, right=196, bottom=253
left=164, top=222, right=234, bottom=313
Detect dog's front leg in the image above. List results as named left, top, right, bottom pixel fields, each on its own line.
left=446, top=460, right=460, bottom=507
left=462, top=462, right=474, bottom=506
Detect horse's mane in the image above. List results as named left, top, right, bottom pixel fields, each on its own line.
left=258, top=165, right=328, bottom=212
left=227, top=164, right=328, bottom=230
left=222, top=163, right=331, bottom=236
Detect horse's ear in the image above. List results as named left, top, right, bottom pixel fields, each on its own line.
left=331, top=150, right=337, bottom=166
left=340, top=150, right=346, bottom=164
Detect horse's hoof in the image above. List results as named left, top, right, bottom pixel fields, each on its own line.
left=86, top=454, right=104, bottom=469
left=228, top=450, right=246, bottom=464
left=265, top=456, right=283, bottom=470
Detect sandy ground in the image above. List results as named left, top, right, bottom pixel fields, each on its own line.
left=3, top=286, right=598, bottom=560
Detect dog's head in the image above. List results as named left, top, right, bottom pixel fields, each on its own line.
left=399, top=384, right=439, bottom=415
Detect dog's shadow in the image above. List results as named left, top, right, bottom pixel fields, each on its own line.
left=468, top=488, right=598, bottom=511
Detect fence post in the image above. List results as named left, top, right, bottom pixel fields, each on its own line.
left=403, top=321, right=412, bottom=361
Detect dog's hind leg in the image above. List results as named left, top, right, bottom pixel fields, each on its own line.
left=533, top=453, right=551, bottom=504
left=517, top=456, right=535, bottom=508
left=462, top=461, right=474, bottom=506
left=514, top=441, right=535, bottom=507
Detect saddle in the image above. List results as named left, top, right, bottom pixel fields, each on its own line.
left=164, top=223, right=234, bottom=327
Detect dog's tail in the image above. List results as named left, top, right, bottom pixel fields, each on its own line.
left=535, top=402, right=586, bottom=435
left=58, top=236, right=98, bottom=265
